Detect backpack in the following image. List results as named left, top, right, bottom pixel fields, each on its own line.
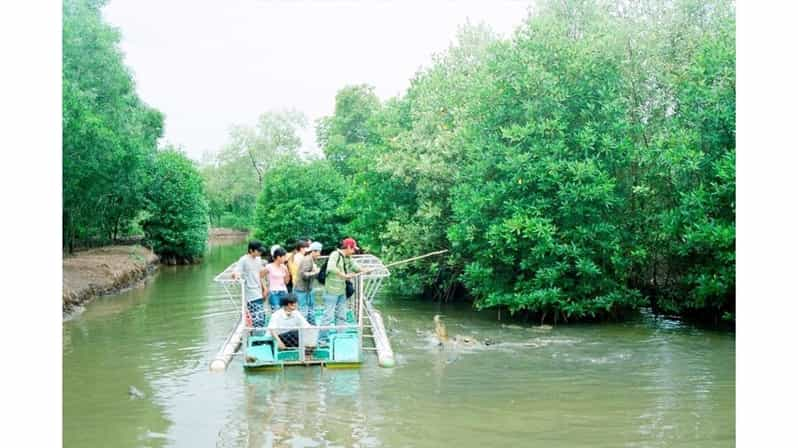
left=316, top=252, right=353, bottom=297
left=316, top=258, right=329, bottom=284
left=343, top=260, right=355, bottom=299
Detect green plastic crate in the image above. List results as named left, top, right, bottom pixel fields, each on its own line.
left=331, top=333, right=360, bottom=362
left=313, top=348, right=331, bottom=360
left=277, top=349, right=300, bottom=361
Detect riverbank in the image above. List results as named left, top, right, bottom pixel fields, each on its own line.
left=62, top=245, right=159, bottom=316
left=208, top=227, right=249, bottom=245
left=62, top=229, right=248, bottom=317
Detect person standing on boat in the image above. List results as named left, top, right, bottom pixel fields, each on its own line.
left=321, top=238, right=370, bottom=329
left=267, top=294, right=313, bottom=349
left=232, top=241, right=268, bottom=327
left=265, top=247, right=291, bottom=312
left=295, top=241, right=322, bottom=325
left=262, top=244, right=282, bottom=298
left=286, top=238, right=310, bottom=293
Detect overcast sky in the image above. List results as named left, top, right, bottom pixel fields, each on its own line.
left=103, top=0, right=533, bottom=161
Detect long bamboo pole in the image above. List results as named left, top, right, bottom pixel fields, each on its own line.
left=381, top=249, right=449, bottom=269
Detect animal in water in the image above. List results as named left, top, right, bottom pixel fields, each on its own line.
left=128, top=385, right=145, bottom=400
left=433, top=315, right=448, bottom=343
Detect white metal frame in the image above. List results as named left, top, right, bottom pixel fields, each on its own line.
left=210, top=253, right=392, bottom=370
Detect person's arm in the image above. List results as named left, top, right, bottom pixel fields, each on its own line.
left=272, top=331, right=286, bottom=349
left=267, top=314, right=286, bottom=349
left=349, top=257, right=374, bottom=276
left=232, top=257, right=244, bottom=280
left=300, top=257, right=314, bottom=279
left=349, top=257, right=363, bottom=274
left=306, top=257, right=322, bottom=278
left=344, top=256, right=369, bottom=279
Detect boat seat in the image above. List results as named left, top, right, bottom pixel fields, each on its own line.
left=313, top=348, right=331, bottom=360
left=277, top=349, right=300, bottom=361
left=330, top=333, right=360, bottom=362
left=246, top=336, right=276, bottom=363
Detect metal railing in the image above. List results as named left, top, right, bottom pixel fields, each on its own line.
left=212, top=253, right=391, bottom=368
left=213, top=254, right=390, bottom=321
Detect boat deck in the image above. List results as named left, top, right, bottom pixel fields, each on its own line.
left=210, top=253, right=396, bottom=371
left=243, top=308, right=362, bottom=369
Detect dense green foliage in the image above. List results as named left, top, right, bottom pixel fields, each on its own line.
left=201, top=110, right=308, bottom=229
left=63, top=0, right=163, bottom=251
left=253, top=160, right=349, bottom=250
left=308, top=0, right=736, bottom=323
left=142, top=149, right=209, bottom=263
left=63, top=0, right=212, bottom=264
left=316, top=84, right=382, bottom=176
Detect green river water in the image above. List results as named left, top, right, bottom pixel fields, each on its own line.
left=63, top=242, right=734, bottom=447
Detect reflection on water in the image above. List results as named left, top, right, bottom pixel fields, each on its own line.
left=216, top=368, right=383, bottom=447
left=63, top=243, right=734, bottom=448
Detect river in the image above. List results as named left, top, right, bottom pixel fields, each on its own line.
left=63, top=242, right=735, bottom=447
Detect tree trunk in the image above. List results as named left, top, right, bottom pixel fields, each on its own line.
left=112, top=217, right=120, bottom=242
left=247, top=150, right=263, bottom=185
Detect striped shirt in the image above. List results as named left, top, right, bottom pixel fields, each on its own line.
left=323, top=250, right=361, bottom=297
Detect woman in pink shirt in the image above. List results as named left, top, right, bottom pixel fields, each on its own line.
left=266, top=247, right=291, bottom=311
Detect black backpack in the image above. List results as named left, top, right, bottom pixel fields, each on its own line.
left=316, top=258, right=329, bottom=284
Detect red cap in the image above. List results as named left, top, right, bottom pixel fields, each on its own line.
left=341, top=238, right=359, bottom=251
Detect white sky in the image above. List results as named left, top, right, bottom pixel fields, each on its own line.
left=103, top=0, right=533, bottom=161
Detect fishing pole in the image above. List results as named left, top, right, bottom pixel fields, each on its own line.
left=382, top=249, right=449, bottom=269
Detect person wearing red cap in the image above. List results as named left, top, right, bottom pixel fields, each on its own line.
left=320, top=237, right=369, bottom=334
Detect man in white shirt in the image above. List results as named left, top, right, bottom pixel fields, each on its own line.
left=267, top=294, right=314, bottom=349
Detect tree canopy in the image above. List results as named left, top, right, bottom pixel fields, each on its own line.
left=142, top=148, right=209, bottom=264
left=63, top=0, right=212, bottom=266
left=201, top=110, right=308, bottom=230
left=253, top=159, right=349, bottom=251
left=63, top=0, right=164, bottom=251
left=309, top=0, right=736, bottom=323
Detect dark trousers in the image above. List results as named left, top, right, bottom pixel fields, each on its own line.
left=277, top=330, right=299, bottom=348
left=246, top=298, right=266, bottom=327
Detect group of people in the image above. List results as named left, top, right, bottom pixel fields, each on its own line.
left=231, top=237, right=370, bottom=348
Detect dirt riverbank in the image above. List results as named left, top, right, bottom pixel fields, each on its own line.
left=62, top=229, right=248, bottom=317
left=62, top=245, right=159, bottom=316
left=208, top=228, right=249, bottom=244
